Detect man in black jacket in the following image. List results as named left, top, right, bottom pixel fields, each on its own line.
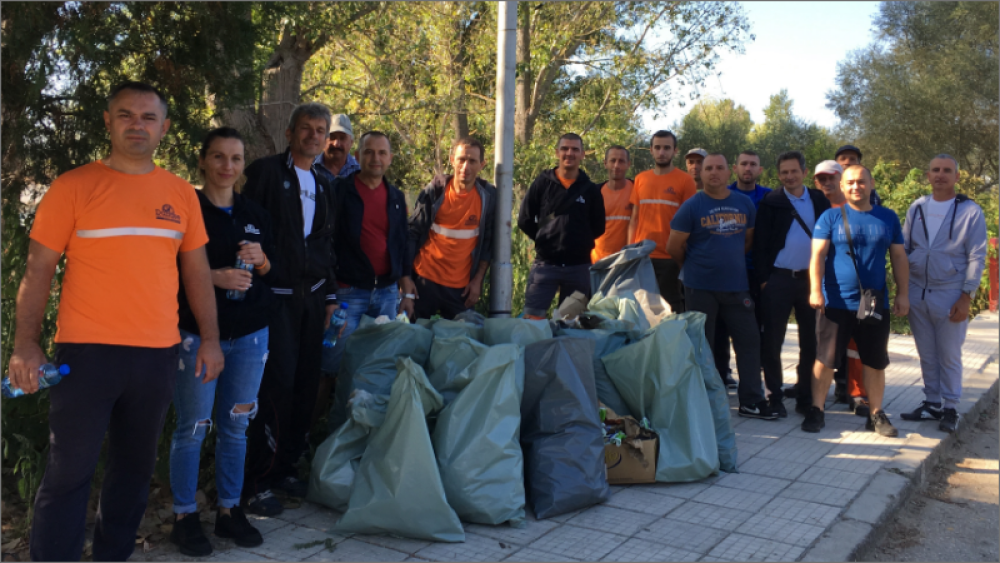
left=409, top=136, right=496, bottom=320
left=241, top=102, right=338, bottom=516
left=517, top=133, right=605, bottom=319
left=327, top=130, right=412, bottom=430
left=753, top=151, right=831, bottom=417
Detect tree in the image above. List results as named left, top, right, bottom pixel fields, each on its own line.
left=676, top=98, right=753, bottom=163
left=747, top=90, right=839, bottom=183
left=827, top=1, right=999, bottom=181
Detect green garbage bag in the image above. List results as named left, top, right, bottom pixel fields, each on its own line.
left=602, top=320, right=719, bottom=482
left=307, top=390, right=388, bottom=511
left=334, top=358, right=465, bottom=542
left=555, top=326, right=636, bottom=418
left=426, top=334, right=488, bottom=404
left=588, top=292, right=648, bottom=332
left=418, top=318, right=484, bottom=342
left=432, top=344, right=526, bottom=527
left=672, top=312, right=738, bottom=473
left=483, top=318, right=552, bottom=346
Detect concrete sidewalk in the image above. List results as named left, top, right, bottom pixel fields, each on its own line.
left=133, top=312, right=999, bottom=563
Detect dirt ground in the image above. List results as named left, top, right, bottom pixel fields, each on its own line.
left=859, top=395, right=1000, bottom=562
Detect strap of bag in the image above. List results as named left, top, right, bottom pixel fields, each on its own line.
left=791, top=208, right=812, bottom=237
left=839, top=206, right=867, bottom=293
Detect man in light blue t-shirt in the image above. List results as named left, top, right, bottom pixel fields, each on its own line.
left=805, top=164, right=909, bottom=437
left=668, top=153, right=775, bottom=421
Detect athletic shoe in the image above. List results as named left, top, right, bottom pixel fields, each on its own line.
left=834, top=382, right=848, bottom=404
left=273, top=476, right=308, bottom=499
left=215, top=506, right=263, bottom=548
left=768, top=396, right=788, bottom=418
left=867, top=411, right=898, bottom=437
left=939, top=408, right=960, bottom=433
left=900, top=401, right=943, bottom=421
left=850, top=397, right=871, bottom=418
left=723, top=374, right=739, bottom=390
left=783, top=385, right=799, bottom=399
left=738, top=400, right=778, bottom=420
left=245, top=490, right=284, bottom=517
left=801, top=406, right=825, bottom=433
left=170, top=514, right=213, bottom=557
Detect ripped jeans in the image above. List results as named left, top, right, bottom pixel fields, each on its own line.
left=170, top=327, right=268, bottom=513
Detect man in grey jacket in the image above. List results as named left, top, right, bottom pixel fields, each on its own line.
left=409, top=136, right=496, bottom=319
left=900, top=154, right=988, bottom=432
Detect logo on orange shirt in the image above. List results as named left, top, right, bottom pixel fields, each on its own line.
left=155, top=204, right=181, bottom=224
left=664, top=187, right=676, bottom=196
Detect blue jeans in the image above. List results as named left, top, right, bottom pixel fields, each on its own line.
left=170, top=328, right=268, bottom=513
left=325, top=283, right=399, bottom=430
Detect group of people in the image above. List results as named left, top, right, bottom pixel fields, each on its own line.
left=5, top=81, right=989, bottom=562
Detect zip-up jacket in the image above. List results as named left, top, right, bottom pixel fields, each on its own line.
left=753, top=186, right=831, bottom=286
left=242, top=149, right=337, bottom=301
left=517, top=168, right=605, bottom=265
left=903, top=194, right=988, bottom=294
left=178, top=190, right=278, bottom=340
left=408, top=175, right=496, bottom=283
left=332, top=172, right=410, bottom=289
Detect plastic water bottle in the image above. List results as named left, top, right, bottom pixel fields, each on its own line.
left=226, top=257, right=254, bottom=301
left=2, top=364, right=70, bottom=398
left=322, top=303, right=351, bottom=349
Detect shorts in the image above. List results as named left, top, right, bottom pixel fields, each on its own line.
left=815, top=307, right=891, bottom=370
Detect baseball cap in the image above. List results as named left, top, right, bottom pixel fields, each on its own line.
left=814, top=160, right=843, bottom=177
left=834, top=144, right=862, bottom=160
left=330, top=114, right=353, bottom=137
left=685, top=148, right=708, bottom=159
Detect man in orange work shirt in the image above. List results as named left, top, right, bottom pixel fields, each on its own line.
left=628, top=130, right=697, bottom=312
left=591, top=145, right=634, bottom=262
left=8, top=81, right=224, bottom=561
left=409, top=136, right=496, bottom=319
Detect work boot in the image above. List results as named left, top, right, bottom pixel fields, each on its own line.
left=215, top=506, right=263, bottom=548
left=801, top=406, right=825, bottom=433
left=866, top=411, right=898, bottom=437
left=850, top=396, right=871, bottom=418
left=170, top=513, right=213, bottom=557
left=939, top=408, right=960, bottom=433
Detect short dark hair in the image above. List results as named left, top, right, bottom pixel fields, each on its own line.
left=557, top=132, right=584, bottom=150
left=604, top=145, right=630, bottom=161
left=704, top=152, right=728, bottom=165
left=452, top=136, right=485, bottom=162
left=650, top=130, right=677, bottom=147
left=776, top=150, right=806, bottom=171
left=737, top=149, right=760, bottom=160
left=107, top=81, right=169, bottom=116
left=359, top=130, right=391, bottom=152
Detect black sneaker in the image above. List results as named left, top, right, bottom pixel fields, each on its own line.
left=900, top=401, right=943, bottom=421
left=768, top=397, right=788, bottom=418
left=215, top=506, right=263, bottom=548
left=834, top=382, right=848, bottom=404
left=738, top=400, right=778, bottom=420
left=723, top=374, right=739, bottom=390
left=794, top=401, right=811, bottom=416
left=245, top=490, right=284, bottom=516
left=170, top=514, right=213, bottom=557
left=272, top=476, right=308, bottom=499
left=850, top=397, right=871, bottom=418
left=939, top=408, right=959, bottom=433
left=801, top=406, right=825, bottom=433
left=866, top=411, right=898, bottom=437
left=783, top=385, right=799, bottom=400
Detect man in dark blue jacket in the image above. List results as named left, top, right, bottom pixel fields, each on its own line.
left=517, top=133, right=605, bottom=319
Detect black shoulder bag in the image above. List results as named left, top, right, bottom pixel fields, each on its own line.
left=840, top=206, right=883, bottom=325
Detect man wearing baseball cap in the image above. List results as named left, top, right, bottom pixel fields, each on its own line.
left=835, top=144, right=881, bottom=207
left=685, top=148, right=707, bottom=191
left=315, top=113, right=361, bottom=182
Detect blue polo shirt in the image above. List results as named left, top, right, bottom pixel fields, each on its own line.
left=773, top=187, right=815, bottom=271
left=727, top=182, right=771, bottom=272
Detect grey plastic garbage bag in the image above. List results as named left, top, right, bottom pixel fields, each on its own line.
left=590, top=239, right=660, bottom=297
left=555, top=326, right=636, bottom=418
left=484, top=318, right=552, bottom=346
left=432, top=344, right=526, bottom=526
left=418, top=317, right=485, bottom=342
left=307, top=391, right=388, bottom=511
left=334, top=358, right=465, bottom=542
left=521, top=337, right=610, bottom=519
left=602, top=320, right=719, bottom=482
left=426, top=334, right=488, bottom=404
left=673, top=312, right=738, bottom=472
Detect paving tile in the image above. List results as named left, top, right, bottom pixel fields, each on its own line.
left=754, top=436, right=836, bottom=465
left=245, top=524, right=345, bottom=560
left=691, top=485, right=774, bottom=508
left=566, top=505, right=658, bottom=537
left=814, top=455, right=884, bottom=475
left=703, top=532, right=805, bottom=562
left=663, top=502, right=755, bottom=532
left=642, top=481, right=711, bottom=499
left=598, top=538, right=701, bottom=562
left=415, top=532, right=517, bottom=562
left=403, top=557, right=430, bottom=562
left=797, top=466, right=874, bottom=491
left=352, top=534, right=433, bottom=555
left=736, top=457, right=811, bottom=481
left=733, top=436, right=776, bottom=459
left=735, top=513, right=827, bottom=547
left=310, top=538, right=409, bottom=562
left=276, top=501, right=324, bottom=523
left=605, top=487, right=685, bottom=516
left=715, top=473, right=791, bottom=497
left=634, top=518, right=729, bottom=554
left=778, top=482, right=858, bottom=507
left=760, top=498, right=842, bottom=527
left=527, top=524, right=628, bottom=561
left=734, top=419, right=789, bottom=439
left=544, top=507, right=585, bottom=523
left=247, top=513, right=294, bottom=535
left=295, top=510, right=347, bottom=534
left=463, top=518, right=561, bottom=546
left=503, top=547, right=583, bottom=562
left=208, top=548, right=277, bottom=562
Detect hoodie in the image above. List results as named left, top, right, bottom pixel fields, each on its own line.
left=903, top=193, right=988, bottom=294
left=517, top=168, right=605, bottom=265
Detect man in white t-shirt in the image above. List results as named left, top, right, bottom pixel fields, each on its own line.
left=900, top=154, right=988, bottom=433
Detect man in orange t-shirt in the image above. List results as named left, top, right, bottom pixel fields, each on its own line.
left=591, top=145, right=634, bottom=263
left=628, top=130, right=697, bottom=312
left=8, top=82, right=223, bottom=562
left=410, top=137, right=496, bottom=319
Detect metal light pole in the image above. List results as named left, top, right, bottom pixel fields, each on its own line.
left=489, top=0, right=516, bottom=317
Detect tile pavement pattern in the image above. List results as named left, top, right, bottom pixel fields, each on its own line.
left=131, top=313, right=999, bottom=562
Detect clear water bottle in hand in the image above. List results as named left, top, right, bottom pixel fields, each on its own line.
left=2, top=363, right=70, bottom=398
left=226, top=257, right=254, bottom=301
left=323, top=302, right=351, bottom=349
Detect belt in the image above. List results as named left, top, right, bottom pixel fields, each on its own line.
left=773, top=268, right=809, bottom=280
